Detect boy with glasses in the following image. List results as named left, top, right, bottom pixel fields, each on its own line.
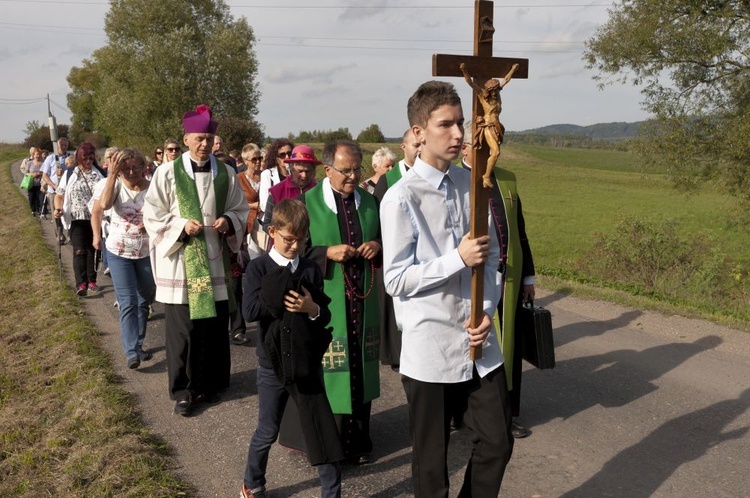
left=240, top=198, right=343, bottom=498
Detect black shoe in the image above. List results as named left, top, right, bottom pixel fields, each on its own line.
left=127, top=357, right=140, bottom=369
left=450, top=417, right=464, bottom=432
left=196, top=392, right=221, bottom=404
left=232, top=332, right=250, bottom=344
left=354, top=455, right=370, bottom=465
left=138, top=348, right=153, bottom=362
left=511, top=421, right=531, bottom=439
left=174, top=394, right=193, bottom=416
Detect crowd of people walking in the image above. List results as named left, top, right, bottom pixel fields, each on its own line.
left=22, top=85, right=537, bottom=497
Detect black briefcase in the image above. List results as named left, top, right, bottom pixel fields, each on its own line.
left=518, top=299, right=555, bottom=369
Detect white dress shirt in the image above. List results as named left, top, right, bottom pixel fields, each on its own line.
left=380, top=156, right=503, bottom=383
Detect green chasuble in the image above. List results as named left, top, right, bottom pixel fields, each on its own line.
left=305, top=183, right=381, bottom=414
left=385, top=163, right=404, bottom=188
left=173, top=155, right=233, bottom=319
left=491, top=167, right=523, bottom=389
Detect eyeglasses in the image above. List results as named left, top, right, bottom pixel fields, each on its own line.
left=166, top=147, right=180, bottom=152
left=277, top=151, right=292, bottom=158
left=249, top=156, right=262, bottom=162
left=276, top=231, right=307, bottom=246
left=155, top=150, right=163, bottom=155
left=329, top=164, right=362, bottom=177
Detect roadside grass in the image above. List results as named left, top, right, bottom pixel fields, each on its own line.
left=503, top=144, right=750, bottom=330
left=0, top=157, right=190, bottom=497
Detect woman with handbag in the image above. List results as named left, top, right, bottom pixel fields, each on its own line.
left=53, top=142, right=105, bottom=296
left=92, top=148, right=154, bottom=369
left=21, top=148, right=45, bottom=216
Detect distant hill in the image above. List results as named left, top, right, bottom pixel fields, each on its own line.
left=511, top=121, right=645, bottom=140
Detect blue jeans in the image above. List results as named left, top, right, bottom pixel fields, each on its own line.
left=106, top=250, right=154, bottom=362
left=244, top=366, right=341, bottom=498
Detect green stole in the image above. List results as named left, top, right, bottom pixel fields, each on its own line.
left=491, top=167, right=522, bottom=389
left=385, top=163, right=404, bottom=188
left=305, top=183, right=381, bottom=414
left=173, top=155, right=231, bottom=319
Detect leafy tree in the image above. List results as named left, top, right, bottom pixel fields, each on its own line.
left=23, top=124, right=69, bottom=151
left=67, top=0, right=261, bottom=151
left=356, top=123, right=385, bottom=143
left=584, top=0, right=750, bottom=202
left=23, top=120, right=42, bottom=138
left=290, top=128, right=353, bottom=143
left=217, top=116, right=264, bottom=151
left=321, top=127, right=352, bottom=143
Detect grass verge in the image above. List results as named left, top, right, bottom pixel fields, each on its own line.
left=0, top=156, right=190, bottom=497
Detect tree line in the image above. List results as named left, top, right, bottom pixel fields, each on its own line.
left=52, top=0, right=750, bottom=206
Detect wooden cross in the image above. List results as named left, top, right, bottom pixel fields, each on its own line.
left=433, top=0, right=528, bottom=360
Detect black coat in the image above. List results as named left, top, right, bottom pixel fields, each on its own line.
left=242, top=254, right=332, bottom=383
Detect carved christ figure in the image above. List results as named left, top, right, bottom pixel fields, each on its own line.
left=460, top=62, right=519, bottom=188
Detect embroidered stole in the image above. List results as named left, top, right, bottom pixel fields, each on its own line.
left=173, top=155, right=229, bottom=319
left=491, top=168, right=522, bottom=389
left=306, top=183, right=381, bottom=414
left=385, top=163, right=403, bottom=188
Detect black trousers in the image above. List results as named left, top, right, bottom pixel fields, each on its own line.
left=27, top=185, right=43, bottom=213
left=164, top=301, right=231, bottom=400
left=229, top=275, right=246, bottom=335
left=69, top=219, right=96, bottom=287
left=402, top=366, right=514, bottom=498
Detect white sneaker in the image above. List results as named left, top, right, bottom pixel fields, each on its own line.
left=103, top=267, right=111, bottom=276
left=113, top=300, right=119, bottom=308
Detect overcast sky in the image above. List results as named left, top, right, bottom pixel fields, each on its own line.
left=0, top=0, right=650, bottom=143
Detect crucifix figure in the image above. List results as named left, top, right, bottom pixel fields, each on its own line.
left=460, top=61, right=519, bottom=189
left=433, top=0, right=528, bottom=359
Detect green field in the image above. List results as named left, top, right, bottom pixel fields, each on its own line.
left=501, top=144, right=749, bottom=327
left=503, top=145, right=745, bottom=265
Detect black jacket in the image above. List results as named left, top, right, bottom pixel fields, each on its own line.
left=242, top=254, right=332, bottom=383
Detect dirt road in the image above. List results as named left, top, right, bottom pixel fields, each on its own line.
left=19, top=163, right=750, bottom=497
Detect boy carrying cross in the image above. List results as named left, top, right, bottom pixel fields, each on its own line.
left=380, top=81, right=514, bottom=498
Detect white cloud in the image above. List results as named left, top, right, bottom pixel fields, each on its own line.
left=266, top=63, right=357, bottom=85
left=0, top=1, right=650, bottom=143
left=339, top=0, right=388, bottom=21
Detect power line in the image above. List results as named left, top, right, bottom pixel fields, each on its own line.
left=258, top=35, right=585, bottom=45
left=0, top=21, right=585, bottom=47
left=256, top=41, right=581, bottom=54
left=0, top=21, right=100, bottom=32
left=0, top=97, right=46, bottom=102
left=49, top=98, right=71, bottom=114
left=0, top=0, right=611, bottom=7
left=0, top=98, right=46, bottom=105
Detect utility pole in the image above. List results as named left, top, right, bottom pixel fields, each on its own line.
left=47, top=93, right=59, bottom=153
